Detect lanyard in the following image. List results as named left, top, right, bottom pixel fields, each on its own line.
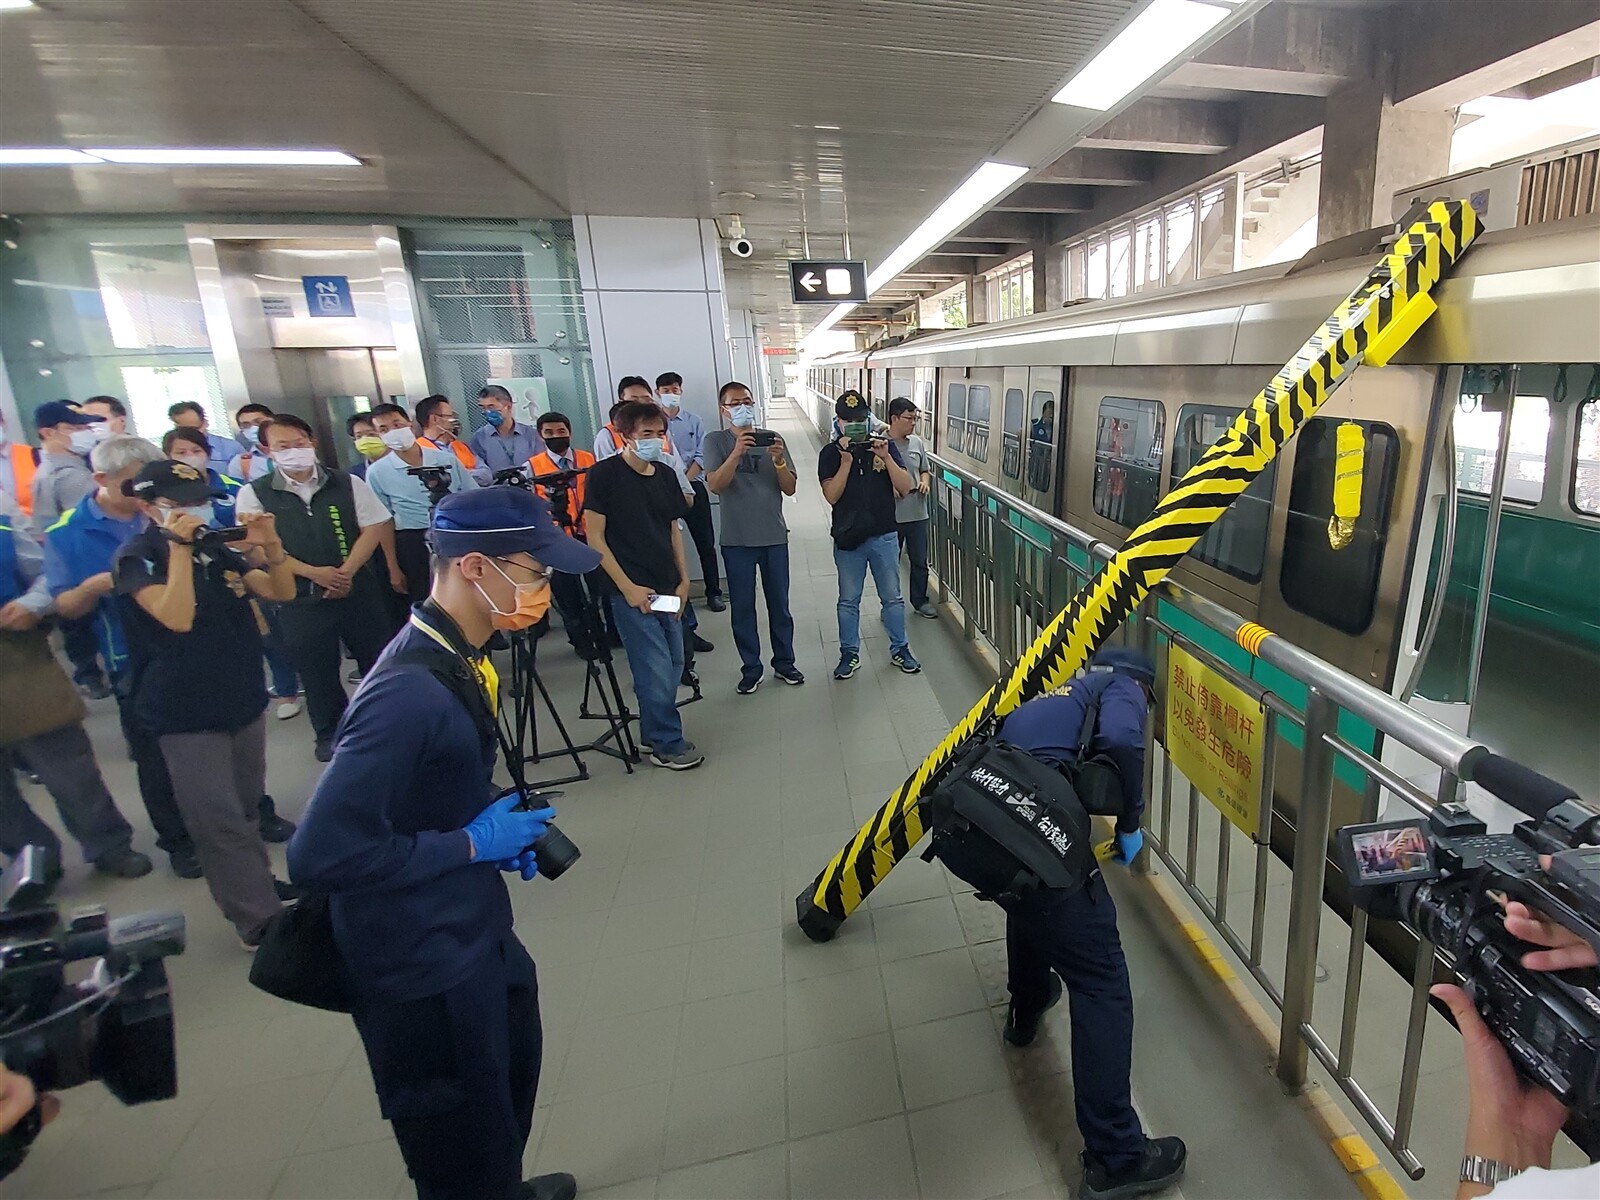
left=408, top=612, right=499, bottom=713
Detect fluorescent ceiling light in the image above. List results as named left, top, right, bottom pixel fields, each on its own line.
left=866, top=161, right=1030, bottom=292
left=0, top=1, right=37, bottom=11
left=0, top=148, right=99, bottom=165
left=1052, top=0, right=1233, bottom=111
left=86, top=148, right=361, bottom=166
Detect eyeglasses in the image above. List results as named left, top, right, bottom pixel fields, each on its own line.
left=492, top=557, right=555, bottom=585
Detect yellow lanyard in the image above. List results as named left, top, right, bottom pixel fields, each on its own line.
left=408, top=613, right=499, bottom=712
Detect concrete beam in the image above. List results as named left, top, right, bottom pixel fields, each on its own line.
left=1080, top=98, right=1237, bottom=155
left=910, top=254, right=980, bottom=275
left=1396, top=0, right=1600, bottom=109
left=936, top=241, right=1012, bottom=258
left=991, top=183, right=1095, bottom=214
left=945, top=212, right=1046, bottom=243
left=1165, top=1, right=1377, bottom=97
left=1035, top=148, right=1152, bottom=188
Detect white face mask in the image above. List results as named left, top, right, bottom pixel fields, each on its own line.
left=173, top=502, right=215, bottom=526
left=171, top=453, right=209, bottom=474
left=70, top=426, right=108, bottom=455
left=379, top=427, right=418, bottom=452
left=272, top=446, right=317, bottom=474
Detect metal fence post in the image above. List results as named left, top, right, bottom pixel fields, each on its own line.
left=994, top=512, right=1017, bottom=666
left=1277, top=687, right=1338, bottom=1092
left=959, top=483, right=977, bottom=643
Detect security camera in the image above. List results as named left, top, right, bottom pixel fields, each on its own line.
left=727, top=237, right=754, bottom=258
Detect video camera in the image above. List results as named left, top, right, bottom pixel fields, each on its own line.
left=1336, top=754, right=1600, bottom=1118
left=406, top=464, right=456, bottom=507
left=158, top=524, right=248, bottom=550
left=0, top=847, right=185, bottom=1178
left=492, top=464, right=591, bottom=534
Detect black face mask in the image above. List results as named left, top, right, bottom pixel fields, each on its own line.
left=544, top=437, right=571, bottom=455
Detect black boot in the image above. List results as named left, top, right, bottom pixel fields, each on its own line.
left=1002, top=972, right=1062, bottom=1047
left=1080, top=1137, right=1187, bottom=1200
left=520, top=1173, right=577, bottom=1200
left=258, top=794, right=297, bottom=843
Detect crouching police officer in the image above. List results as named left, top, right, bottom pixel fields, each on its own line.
left=288, top=487, right=601, bottom=1200
left=993, top=647, right=1185, bottom=1200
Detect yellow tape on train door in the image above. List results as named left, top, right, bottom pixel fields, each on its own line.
left=795, top=200, right=1482, bottom=942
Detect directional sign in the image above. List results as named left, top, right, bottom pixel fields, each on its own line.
left=789, top=259, right=867, bottom=304
left=302, top=275, right=355, bottom=318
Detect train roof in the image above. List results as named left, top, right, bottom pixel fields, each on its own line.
left=816, top=216, right=1600, bottom=372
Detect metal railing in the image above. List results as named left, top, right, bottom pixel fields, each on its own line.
left=905, top=446, right=1494, bottom=1179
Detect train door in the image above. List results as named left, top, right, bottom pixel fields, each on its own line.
left=961, top=368, right=1002, bottom=482
left=1023, top=368, right=1064, bottom=511
left=869, top=367, right=887, bottom=421
left=997, top=368, right=1031, bottom=495
left=916, top=369, right=937, bottom=449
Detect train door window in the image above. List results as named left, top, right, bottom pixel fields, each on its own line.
left=1000, top=389, right=1025, bottom=479
left=870, top=369, right=887, bottom=418
left=1093, top=397, right=1164, bottom=527
left=946, top=383, right=968, bottom=453
left=919, top=379, right=935, bottom=441
left=967, top=385, right=992, bottom=462
left=1455, top=371, right=1549, bottom=503
left=1279, top=418, right=1400, bottom=635
left=1027, top=391, right=1056, bottom=493
left=1575, top=396, right=1600, bottom=515
left=1173, top=405, right=1276, bottom=582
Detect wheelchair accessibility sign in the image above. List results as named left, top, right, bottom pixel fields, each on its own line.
left=302, top=275, right=356, bottom=318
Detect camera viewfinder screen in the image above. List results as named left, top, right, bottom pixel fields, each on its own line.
left=1348, top=824, right=1432, bottom=883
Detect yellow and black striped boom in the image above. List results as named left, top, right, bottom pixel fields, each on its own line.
left=796, top=199, right=1481, bottom=941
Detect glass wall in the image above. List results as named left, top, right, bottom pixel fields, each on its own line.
left=983, top=253, right=1035, bottom=322
left=1062, top=180, right=1238, bottom=303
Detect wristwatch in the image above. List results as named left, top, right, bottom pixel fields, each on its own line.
left=1460, top=1156, right=1524, bottom=1188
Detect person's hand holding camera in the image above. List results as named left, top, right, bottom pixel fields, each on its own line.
left=464, top=793, right=556, bottom=864
left=732, top=428, right=757, bottom=456
left=161, top=509, right=207, bottom=546
left=239, top=511, right=284, bottom=557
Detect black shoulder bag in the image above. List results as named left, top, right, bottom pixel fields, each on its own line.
left=1061, top=676, right=1129, bottom=819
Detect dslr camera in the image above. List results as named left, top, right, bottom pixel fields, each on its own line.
left=406, top=464, right=456, bottom=507
left=1336, top=755, right=1600, bottom=1118
left=0, top=847, right=186, bottom=1178
left=493, top=464, right=590, bottom=535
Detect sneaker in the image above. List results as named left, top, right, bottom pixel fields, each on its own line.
left=314, top=738, right=335, bottom=763
left=736, top=674, right=762, bottom=695
left=915, top=602, right=939, bottom=619
left=833, top=651, right=860, bottom=680
left=346, top=666, right=363, bottom=684
left=650, top=747, right=705, bottom=771
left=706, top=595, right=727, bottom=613
left=520, top=1174, right=578, bottom=1200
left=692, top=634, right=715, bottom=654
left=774, top=666, right=806, bottom=686
left=169, top=845, right=202, bottom=879
left=273, top=877, right=306, bottom=902
left=240, top=934, right=262, bottom=953
left=259, top=810, right=297, bottom=844
left=78, top=677, right=112, bottom=700
left=1003, top=973, right=1063, bottom=1047
left=274, top=695, right=304, bottom=720
left=1080, top=1137, right=1187, bottom=1200
left=93, top=848, right=153, bottom=879
left=891, top=649, right=923, bottom=674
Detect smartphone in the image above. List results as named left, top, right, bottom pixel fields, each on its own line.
left=648, top=594, right=683, bottom=614
left=751, top=429, right=778, bottom=447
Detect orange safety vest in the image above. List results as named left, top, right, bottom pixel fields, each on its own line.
left=420, top=436, right=479, bottom=472
left=6, top=443, right=37, bottom=517
left=529, top=448, right=595, bottom=533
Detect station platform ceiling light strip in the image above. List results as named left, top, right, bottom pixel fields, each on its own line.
left=795, top=198, right=1482, bottom=941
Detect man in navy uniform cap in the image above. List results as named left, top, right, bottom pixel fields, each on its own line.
left=290, top=486, right=600, bottom=1200
left=994, top=646, right=1188, bottom=1200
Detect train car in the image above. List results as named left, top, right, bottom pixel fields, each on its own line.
left=802, top=214, right=1600, bottom=842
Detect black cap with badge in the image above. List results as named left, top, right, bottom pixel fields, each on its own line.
left=834, top=390, right=871, bottom=421
left=121, top=460, right=227, bottom=504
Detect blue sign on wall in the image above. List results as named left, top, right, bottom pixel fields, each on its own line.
left=302, top=275, right=356, bottom=318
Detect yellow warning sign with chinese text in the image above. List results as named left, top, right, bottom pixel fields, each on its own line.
left=1166, top=644, right=1266, bottom=840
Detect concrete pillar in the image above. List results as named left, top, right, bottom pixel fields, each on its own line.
left=1317, top=71, right=1454, bottom=242
left=965, top=274, right=989, bottom=325
left=1030, top=245, right=1050, bottom=314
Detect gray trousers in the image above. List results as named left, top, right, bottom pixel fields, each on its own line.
left=159, top=716, right=282, bottom=942
left=0, top=723, right=136, bottom=866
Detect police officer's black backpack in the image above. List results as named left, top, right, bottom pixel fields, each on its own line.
left=921, top=739, right=1096, bottom=905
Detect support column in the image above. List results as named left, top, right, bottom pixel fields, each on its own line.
left=1317, top=69, right=1454, bottom=242
left=965, top=274, right=989, bottom=325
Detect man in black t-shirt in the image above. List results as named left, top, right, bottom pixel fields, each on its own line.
left=583, top=401, right=703, bottom=770
left=817, top=391, right=920, bottom=681
left=113, top=460, right=300, bottom=948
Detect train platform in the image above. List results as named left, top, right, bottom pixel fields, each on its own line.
left=10, top=401, right=1411, bottom=1200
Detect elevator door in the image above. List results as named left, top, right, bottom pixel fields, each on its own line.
left=285, top=348, right=404, bottom=470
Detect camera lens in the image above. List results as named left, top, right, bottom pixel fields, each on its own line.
left=531, top=824, right=581, bottom=880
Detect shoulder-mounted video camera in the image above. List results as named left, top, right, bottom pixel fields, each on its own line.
left=0, top=847, right=185, bottom=1179
left=1336, top=755, right=1600, bottom=1119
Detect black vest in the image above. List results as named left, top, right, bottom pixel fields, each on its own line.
left=254, top=469, right=362, bottom=601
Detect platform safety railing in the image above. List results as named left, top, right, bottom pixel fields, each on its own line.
left=912, top=449, right=1495, bottom=1179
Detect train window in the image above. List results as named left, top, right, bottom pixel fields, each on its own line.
left=967, top=385, right=992, bottom=462
left=946, top=383, right=968, bottom=453
left=1093, top=397, right=1165, bottom=527
left=1000, top=389, right=1025, bottom=479
left=1576, top=398, right=1600, bottom=516
left=1454, top=388, right=1549, bottom=504
left=1027, top=392, right=1056, bottom=493
left=919, top=379, right=935, bottom=441
left=1173, top=406, right=1276, bottom=582
left=1279, top=418, right=1400, bottom=635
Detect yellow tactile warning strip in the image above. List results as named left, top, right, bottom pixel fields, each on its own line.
left=796, top=199, right=1482, bottom=940
left=1142, top=869, right=1408, bottom=1200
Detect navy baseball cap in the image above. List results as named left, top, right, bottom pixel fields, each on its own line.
left=1090, top=646, right=1156, bottom=686
left=428, top=486, right=601, bottom=574
left=121, top=460, right=226, bottom=504
left=34, top=401, right=100, bottom=430
left=835, top=390, right=871, bottom=421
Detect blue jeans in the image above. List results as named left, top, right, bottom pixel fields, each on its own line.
left=722, top=544, right=795, bottom=679
left=833, top=531, right=908, bottom=656
left=609, top=597, right=689, bottom=756
left=261, top=603, right=300, bottom=698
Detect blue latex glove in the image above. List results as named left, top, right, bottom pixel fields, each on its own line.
left=1111, top=829, right=1144, bottom=865
left=497, top=849, right=541, bottom=882
left=464, top=793, right=557, bottom=863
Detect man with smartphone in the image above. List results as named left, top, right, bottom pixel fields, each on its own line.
left=583, top=400, right=704, bottom=770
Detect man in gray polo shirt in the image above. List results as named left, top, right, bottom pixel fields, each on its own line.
left=888, top=397, right=937, bottom=619
left=701, top=382, right=803, bottom=694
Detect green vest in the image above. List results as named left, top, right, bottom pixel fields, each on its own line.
left=255, top=469, right=362, bottom=601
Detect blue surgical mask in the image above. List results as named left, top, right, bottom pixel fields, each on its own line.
left=175, top=503, right=215, bottom=526
left=484, top=409, right=505, bottom=428
left=632, top=437, right=665, bottom=463
left=728, top=405, right=756, bottom=428
left=239, top=425, right=261, bottom=447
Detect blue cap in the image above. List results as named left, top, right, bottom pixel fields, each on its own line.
left=34, top=401, right=99, bottom=431
left=427, top=486, right=601, bottom=574
left=1090, top=646, right=1156, bottom=686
